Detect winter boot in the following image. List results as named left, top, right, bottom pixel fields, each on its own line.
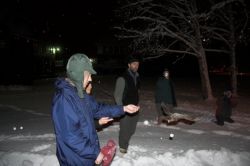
left=225, top=117, right=234, bottom=123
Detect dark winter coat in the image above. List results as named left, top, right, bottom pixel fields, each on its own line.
left=216, top=95, right=238, bottom=118
left=155, top=77, right=177, bottom=106
left=122, top=70, right=140, bottom=105
left=52, top=78, right=124, bottom=166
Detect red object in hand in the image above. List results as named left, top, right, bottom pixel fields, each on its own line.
left=101, top=139, right=117, bottom=166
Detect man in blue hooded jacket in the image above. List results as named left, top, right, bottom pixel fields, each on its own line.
left=51, top=53, right=140, bottom=166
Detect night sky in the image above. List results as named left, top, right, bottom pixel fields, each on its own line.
left=1, top=1, right=249, bottom=52
left=1, top=0, right=118, bottom=51
left=0, top=0, right=249, bottom=79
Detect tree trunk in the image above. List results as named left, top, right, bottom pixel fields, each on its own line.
left=230, top=47, right=238, bottom=96
left=228, top=10, right=238, bottom=96
left=197, top=50, right=214, bottom=100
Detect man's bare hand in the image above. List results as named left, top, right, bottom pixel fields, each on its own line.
left=98, top=117, right=114, bottom=125
left=123, top=104, right=140, bottom=114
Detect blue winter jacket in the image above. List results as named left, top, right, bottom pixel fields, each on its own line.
left=51, top=78, right=124, bottom=166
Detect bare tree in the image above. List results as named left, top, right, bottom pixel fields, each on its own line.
left=206, top=0, right=248, bottom=96
left=115, top=0, right=241, bottom=100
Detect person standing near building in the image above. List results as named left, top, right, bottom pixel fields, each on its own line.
left=155, top=68, right=177, bottom=125
left=114, top=54, right=140, bottom=154
left=51, top=53, right=140, bottom=166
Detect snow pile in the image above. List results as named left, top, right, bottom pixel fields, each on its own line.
left=1, top=146, right=250, bottom=166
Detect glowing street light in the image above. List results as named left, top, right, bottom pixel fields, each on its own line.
left=48, top=46, right=61, bottom=55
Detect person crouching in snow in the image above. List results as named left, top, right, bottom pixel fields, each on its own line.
left=215, top=87, right=238, bottom=126
left=51, top=53, right=140, bottom=166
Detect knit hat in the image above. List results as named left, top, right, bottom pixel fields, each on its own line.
left=66, top=53, right=96, bottom=98
left=224, top=84, right=233, bottom=92
left=128, top=52, right=141, bottom=64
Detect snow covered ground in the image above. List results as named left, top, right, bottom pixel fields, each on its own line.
left=0, top=76, right=250, bottom=166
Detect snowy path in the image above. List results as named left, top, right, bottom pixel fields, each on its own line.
left=1, top=104, right=250, bottom=166
left=1, top=78, right=250, bottom=166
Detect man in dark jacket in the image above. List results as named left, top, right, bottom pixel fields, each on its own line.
left=114, top=54, right=140, bottom=154
left=155, top=69, right=177, bottom=125
left=51, top=53, right=140, bottom=166
left=215, top=88, right=237, bottom=126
